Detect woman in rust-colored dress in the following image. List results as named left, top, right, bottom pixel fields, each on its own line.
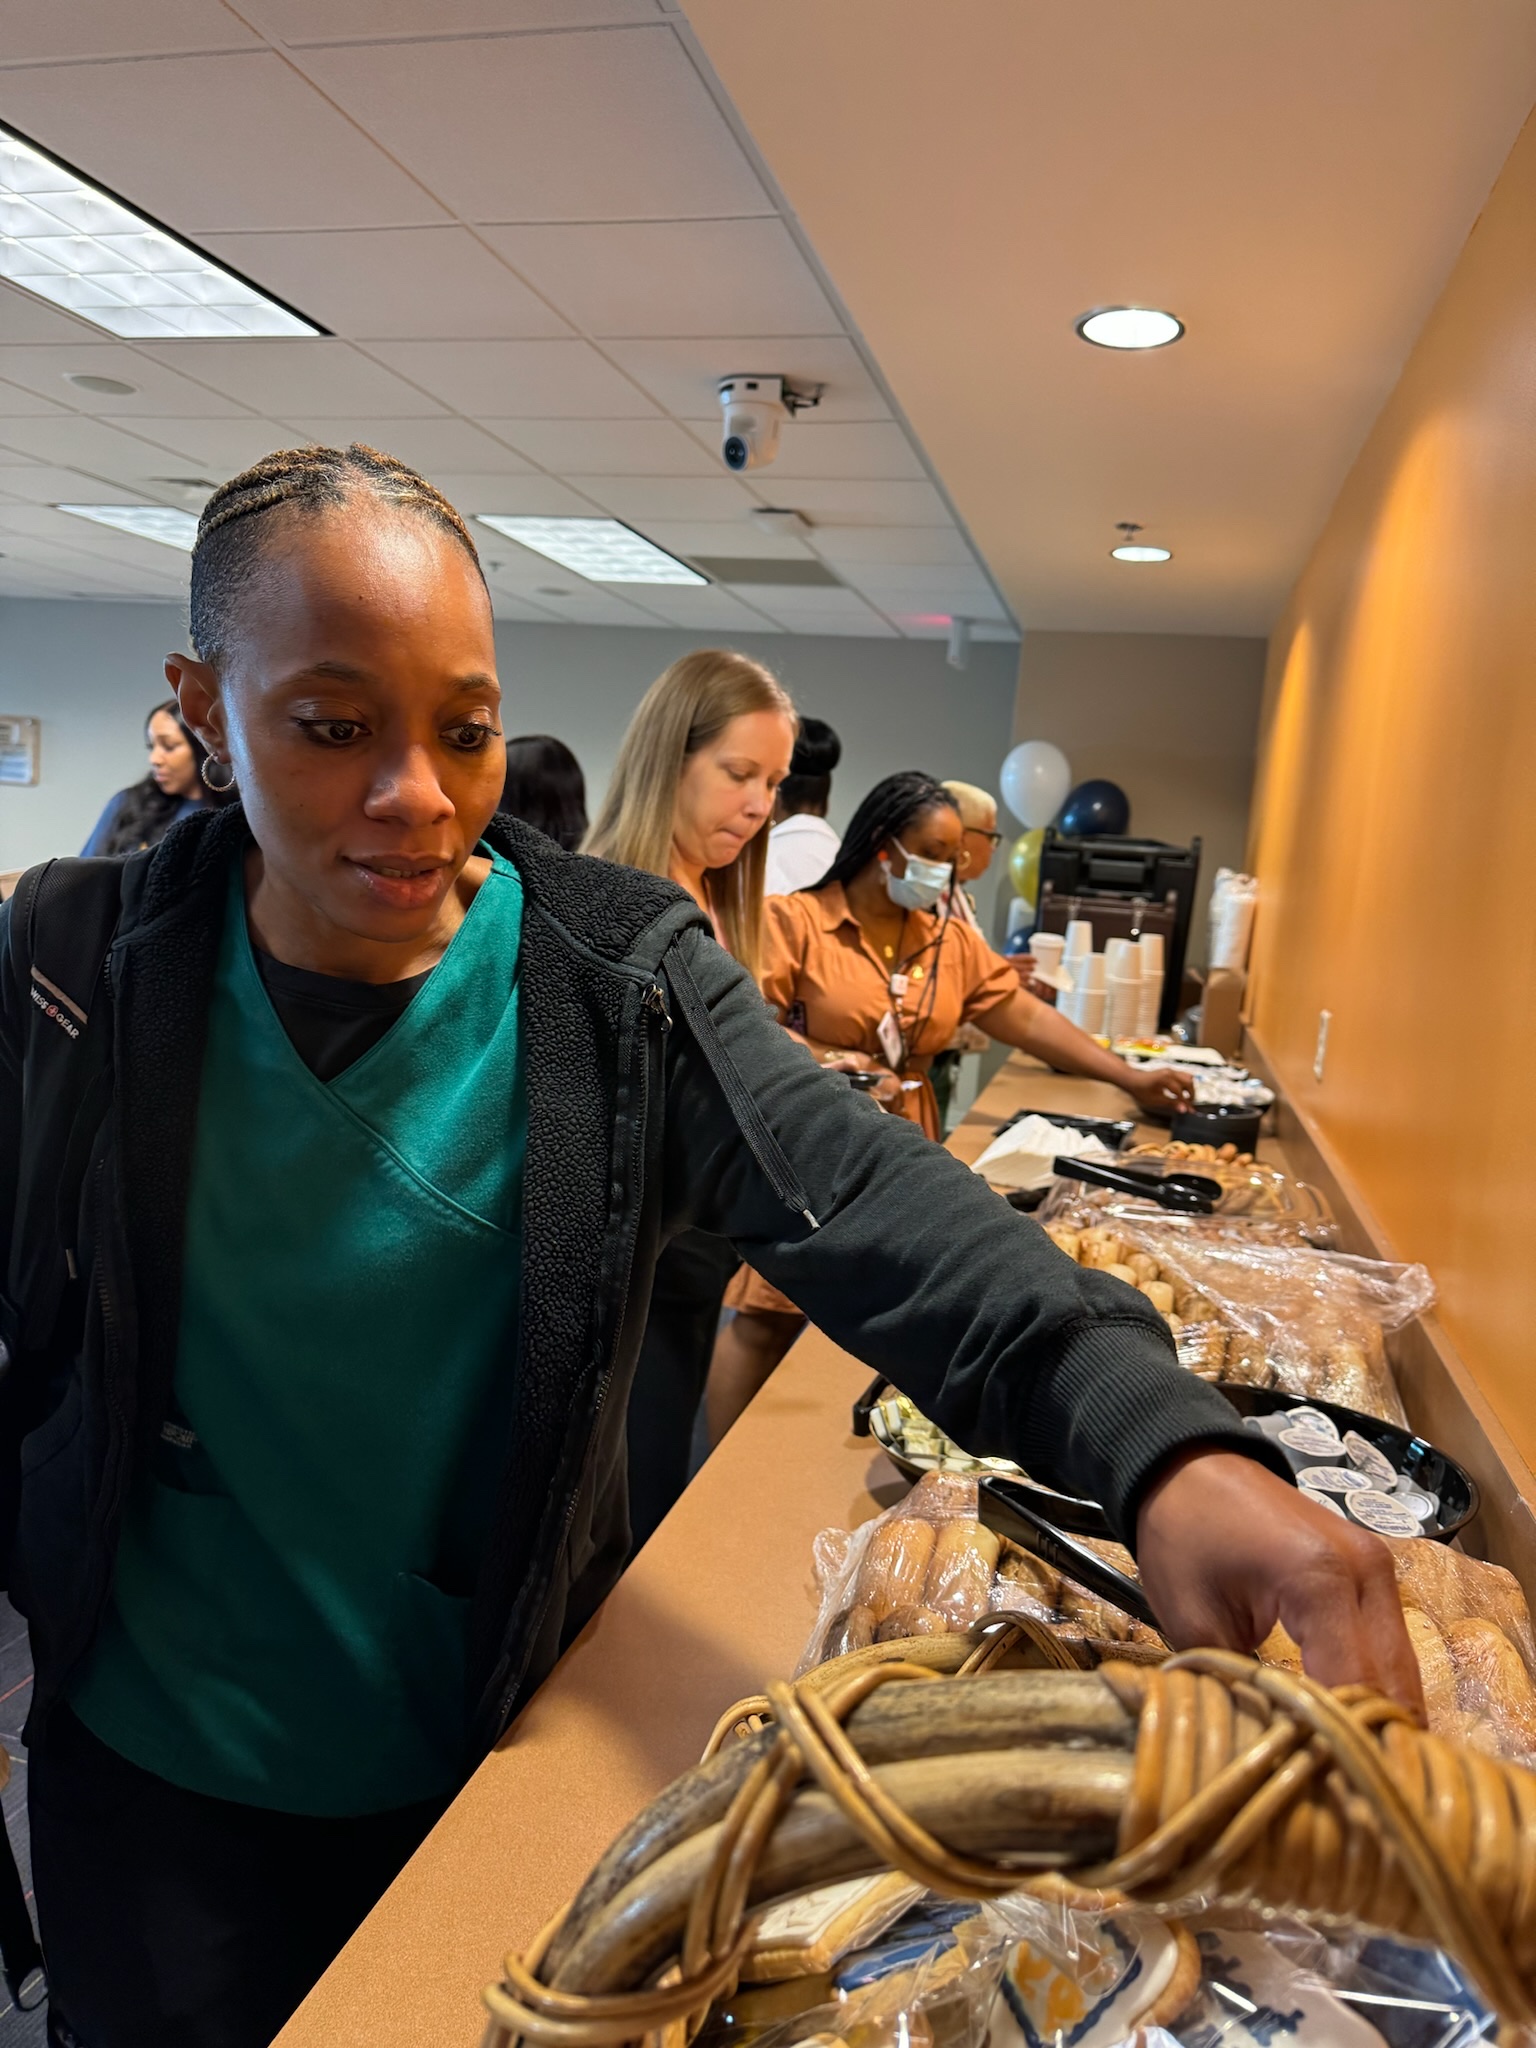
left=706, top=771, right=1194, bottom=1439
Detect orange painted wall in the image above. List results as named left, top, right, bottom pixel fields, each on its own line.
left=1249, top=106, right=1536, bottom=1465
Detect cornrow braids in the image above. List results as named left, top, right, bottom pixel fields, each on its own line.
left=808, top=770, right=958, bottom=893
left=189, top=443, right=486, bottom=666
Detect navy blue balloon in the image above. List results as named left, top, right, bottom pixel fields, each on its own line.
left=1058, top=778, right=1130, bottom=837
left=1002, top=928, right=1036, bottom=956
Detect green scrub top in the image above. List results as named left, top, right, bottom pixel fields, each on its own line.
left=71, top=852, right=526, bottom=1816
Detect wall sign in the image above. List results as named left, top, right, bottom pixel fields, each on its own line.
left=0, top=716, right=39, bottom=786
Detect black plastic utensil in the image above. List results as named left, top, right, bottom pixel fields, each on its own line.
left=1051, top=1155, right=1223, bottom=1214
left=977, top=1477, right=1160, bottom=1629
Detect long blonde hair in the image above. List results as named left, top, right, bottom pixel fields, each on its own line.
left=585, top=650, right=794, bottom=974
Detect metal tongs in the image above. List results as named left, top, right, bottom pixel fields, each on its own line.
left=1051, top=1155, right=1222, bottom=1214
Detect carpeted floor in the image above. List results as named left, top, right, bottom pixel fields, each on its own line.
left=0, top=1595, right=46, bottom=2042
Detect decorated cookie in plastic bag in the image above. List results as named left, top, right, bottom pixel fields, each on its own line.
left=990, top=1912, right=1200, bottom=2048
left=1175, top=1929, right=1384, bottom=2047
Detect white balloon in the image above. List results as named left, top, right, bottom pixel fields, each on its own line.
left=999, top=741, right=1072, bottom=828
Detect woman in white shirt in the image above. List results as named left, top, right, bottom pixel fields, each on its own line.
left=763, top=716, right=842, bottom=894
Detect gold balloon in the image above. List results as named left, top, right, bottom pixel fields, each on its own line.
left=1008, top=828, right=1044, bottom=904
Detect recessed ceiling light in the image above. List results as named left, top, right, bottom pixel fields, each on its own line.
left=1076, top=306, right=1184, bottom=351
left=476, top=515, right=706, bottom=586
left=58, top=504, right=199, bottom=550
left=1110, top=520, right=1171, bottom=563
left=537, top=586, right=573, bottom=598
left=0, top=121, right=322, bottom=339
left=64, top=371, right=137, bottom=396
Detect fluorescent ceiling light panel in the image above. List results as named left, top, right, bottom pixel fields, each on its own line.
left=59, top=504, right=199, bottom=550
left=476, top=515, right=707, bottom=585
left=1076, top=307, right=1184, bottom=351
left=0, top=123, right=321, bottom=339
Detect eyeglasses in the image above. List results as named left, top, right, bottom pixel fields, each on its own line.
left=968, top=827, right=1005, bottom=848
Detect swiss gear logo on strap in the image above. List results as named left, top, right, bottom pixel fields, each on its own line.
left=29, top=965, right=86, bottom=1041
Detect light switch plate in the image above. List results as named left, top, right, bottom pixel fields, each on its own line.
left=1314, top=1009, right=1332, bottom=1083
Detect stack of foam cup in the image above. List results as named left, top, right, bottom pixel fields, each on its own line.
left=1104, top=938, right=1142, bottom=1041
left=1136, top=932, right=1165, bottom=1038
left=1063, top=920, right=1094, bottom=978
left=1075, top=951, right=1107, bottom=1035
left=1029, top=931, right=1066, bottom=989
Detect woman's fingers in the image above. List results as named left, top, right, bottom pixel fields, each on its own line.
left=1136, top=1448, right=1424, bottom=1719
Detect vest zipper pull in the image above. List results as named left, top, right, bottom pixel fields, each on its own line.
left=643, top=982, right=672, bottom=1029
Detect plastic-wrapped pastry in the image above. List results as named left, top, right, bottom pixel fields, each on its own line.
left=852, top=1517, right=937, bottom=1623
left=1043, top=1224, right=1081, bottom=1260
left=1125, top=1251, right=1161, bottom=1285
left=1138, top=1280, right=1175, bottom=1315
left=1402, top=1606, right=1458, bottom=1728
left=874, top=1605, right=950, bottom=1642
left=923, top=1520, right=1001, bottom=1627
left=1444, top=1617, right=1536, bottom=1760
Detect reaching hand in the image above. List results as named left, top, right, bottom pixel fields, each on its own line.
left=820, top=1050, right=906, bottom=1111
left=1126, top=1064, right=1196, bottom=1116
left=1136, top=1447, right=1425, bottom=1717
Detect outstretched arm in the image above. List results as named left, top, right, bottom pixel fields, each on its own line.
left=661, top=930, right=1421, bottom=1713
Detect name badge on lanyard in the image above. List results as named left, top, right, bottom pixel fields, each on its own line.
left=877, top=1009, right=904, bottom=1070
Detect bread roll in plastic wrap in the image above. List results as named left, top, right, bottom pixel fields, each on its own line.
left=924, top=1521, right=1002, bottom=1627
left=852, top=1518, right=937, bottom=1623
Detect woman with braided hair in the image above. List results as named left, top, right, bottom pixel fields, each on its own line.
left=706, top=771, right=1204, bottom=1437
left=0, top=444, right=1418, bottom=2044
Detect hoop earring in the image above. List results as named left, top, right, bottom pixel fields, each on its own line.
left=201, top=755, right=237, bottom=794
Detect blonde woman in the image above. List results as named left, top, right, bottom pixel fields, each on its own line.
left=587, top=650, right=797, bottom=1546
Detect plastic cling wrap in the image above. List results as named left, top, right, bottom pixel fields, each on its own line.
left=1036, top=1198, right=1432, bottom=1423
left=798, top=1473, right=1164, bottom=1674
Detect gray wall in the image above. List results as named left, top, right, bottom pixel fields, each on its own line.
left=0, top=602, right=1019, bottom=933
left=1012, top=631, right=1267, bottom=964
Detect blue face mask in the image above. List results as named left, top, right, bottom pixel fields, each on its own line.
left=883, top=838, right=953, bottom=912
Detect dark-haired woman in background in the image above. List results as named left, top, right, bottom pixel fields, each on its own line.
left=500, top=732, right=587, bottom=851
left=81, top=698, right=234, bottom=855
left=764, top=714, right=841, bottom=894
left=706, top=771, right=1197, bottom=1437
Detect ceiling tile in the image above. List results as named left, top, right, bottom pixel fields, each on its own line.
left=837, top=563, right=997, bottom=600
left=198, top=228, right=571, bottom=342
left=255, top=0, right=661, bottom=35
left=770, top=610, right=897, bottom=639
left=810, top=526, right=974, bottom=567
left=460, top=477, right=605, bottom=519
left=0, top=283, right=114, bottom=347
left=694, top=421, right=928, bottom=483
left=606, top=336, right=889, bottom=423
left=0, top=53, right=448, bottom=234
left=618, top=584, right=782, bottom=632
left=0, top=1, right=260, bottom=63
left=490, top=418, right=717, bottom=477
left=573, top=475, right=759, bottom=521
left=0, top=380, right=70, bottom=419
left=491, top=584, right=664, bottom=628
left=487, top=593, right=564, bottom=625
left=0, top=414, right=185, bottom=476
left=365, top=341, right=657, bottom=418
left=480, top=220, right=839, bottom=339
left=0, top=465, right=152, bottom=507
left=279, top=417, right=533, bottom=476
left=740, top=584, right=883, bottom=616
left=297, top=27, right=770, bottom=222
left=427, top=473, right=590, bottom=518
left=754, top=479, right=951, bottom=526
left=115, top=417, right=301, bottom=475
left=0, top=345, right=249, bottom=418
left=137, top=340, right=448, bottom=418
left=638, top=520, right=814, bottom=561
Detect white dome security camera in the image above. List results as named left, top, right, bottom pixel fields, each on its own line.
left=718, top=375, right=788, bottom=472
